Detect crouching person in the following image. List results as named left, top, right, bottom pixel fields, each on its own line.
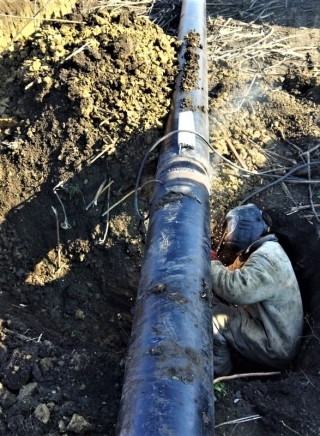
left=211, top=204, right=303, bottom=376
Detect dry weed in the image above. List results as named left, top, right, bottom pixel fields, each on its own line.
left=207, top=16, right=320, bottom=74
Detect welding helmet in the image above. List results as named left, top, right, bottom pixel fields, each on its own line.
left=224, top=204, right=269, bottom=252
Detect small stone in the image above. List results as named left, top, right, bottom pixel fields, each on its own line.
left=0, top=383, right=16, bottom=410
left=75, top=309, right=85, bottom=320
left=40, top=357, right=53, bottom=373
left=262, top=135, right=272, bottom=144
left=0, top=98, right=9, bottom=107
left=67, top=414, right=93, bottom=434
left=30, top=59, right=42, bottom=72
left=34, top=403, right=50, bottom=424
left=17, top=382, right=38, bottom=400
left=216, top=138, right=228, bottom=154
left=58, top=420, right=66, bottom=432
left=252, top=130, right=261, bottom=139
left=15, top=268, right=25, bottom=278
left=43, top=76, right=52, bottom=85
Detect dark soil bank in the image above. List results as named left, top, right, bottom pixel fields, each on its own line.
left=0, top=2, right=319, bottom=435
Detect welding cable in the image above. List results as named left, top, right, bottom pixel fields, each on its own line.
left=134, top=129, right=320, bottom=217
left=134, top=129, right=212, bottom=220
left=134, top=129, right=276, bottom=219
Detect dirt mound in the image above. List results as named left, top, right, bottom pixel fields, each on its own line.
left=0, top=8, right=178, bottom=435
left=0, top=8, right=179, bottom=215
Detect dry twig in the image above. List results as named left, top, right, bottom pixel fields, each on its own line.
left=279, top=129, right=303, bottom=155
left=101, top=188, right=136, bottom=217
left=214, top=370, right=280, bottom=384
left=226, top=137, right=248, bottom=170
left=300, top=143, right=320, bottom=157
left=0, top=14, right=84, bottom=24
left=280, top=182, right=297, bottom=207
left=88, top=136, right=117, bottom=164
left=287, top=204, right=320, bottom=215
left=306, top=152, right=320, bottom=222
left=218, top=123, right=248, bottom=170
left=237, top=74, right=257, bottom=113
left=248, top=139, right=297, bottom=165
left=99, top=178, right=112, bottom=244
left=299, top=367, right=316, bottom=389
left=51, top=206, right=61, bottom=269
left=53, top=182, right=71, bottom=229
left=3, top=328, right=43, bottom=343
left=62, top=42, right=92, bottom=63
left=280, top=420, right=303, bottom=436
left=86, top=179, right=114, bottom=210
left=215, top=415, right=261, bottom=429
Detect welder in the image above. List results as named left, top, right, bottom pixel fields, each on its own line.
left=211, top=203, right=303, bottom=376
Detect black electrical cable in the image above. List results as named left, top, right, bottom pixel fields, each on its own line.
left=134, top=129, right=320, bottom=217
left=134, top=129, right=280, bottom=219
left=240, top=160, right=320, bottom=205
left=134, top=129, right=213, bottom=220
left=133, top=179, right=163, bottom=221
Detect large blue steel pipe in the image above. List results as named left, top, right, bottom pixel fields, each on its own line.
left=116, top=1, right=214, bottom=434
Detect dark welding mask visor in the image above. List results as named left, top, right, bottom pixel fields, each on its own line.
left=224, top=203, right=269, bottom=252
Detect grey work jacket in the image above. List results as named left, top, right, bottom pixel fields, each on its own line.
left=211, top=236, right=303, bottom=364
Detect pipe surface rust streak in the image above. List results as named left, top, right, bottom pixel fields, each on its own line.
left=116, top=0, right=214, bottom=434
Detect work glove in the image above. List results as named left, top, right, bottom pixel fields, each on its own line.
left=210, top=250, right=218, bottom=261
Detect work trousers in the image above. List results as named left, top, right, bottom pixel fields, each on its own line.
left=212, top=302, right=285, bottom=376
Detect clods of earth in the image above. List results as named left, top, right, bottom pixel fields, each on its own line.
left=0, top=3, right=319, bottom=436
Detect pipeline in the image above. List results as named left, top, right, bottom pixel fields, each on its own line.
left=116, top=0, right=214, bottom=434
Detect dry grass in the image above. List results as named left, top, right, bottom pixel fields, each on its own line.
left=207, top=0, right=320, bottom=28
left=95, top=0, right=181, bottom=32
left=207, top=16, right=320, bottom=74
left=93, top=0, right=151, bottom=14
left=97, top=0, right=320, bottom=30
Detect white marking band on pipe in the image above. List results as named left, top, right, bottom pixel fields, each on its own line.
left=178, top=111, right=196, bottom=148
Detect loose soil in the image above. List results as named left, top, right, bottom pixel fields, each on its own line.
left=0, top=1, right=319, bottom=435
